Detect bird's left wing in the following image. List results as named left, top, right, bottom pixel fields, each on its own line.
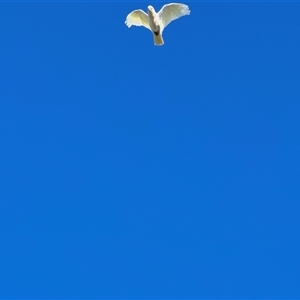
left=158, top=3, right=190, bottom=29
left=125, top=9, right=151, bottom=30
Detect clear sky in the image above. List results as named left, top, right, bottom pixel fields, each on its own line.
left=1, top=1, right=300, bottom=298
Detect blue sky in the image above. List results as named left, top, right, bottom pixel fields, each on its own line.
left=1, top=1, right=300, bottom=298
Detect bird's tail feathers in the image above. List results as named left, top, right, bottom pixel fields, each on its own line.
left=153, top=33, right=164, bottom=46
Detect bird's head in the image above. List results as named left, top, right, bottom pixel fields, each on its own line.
left=147, top=5, right=155, bottom=13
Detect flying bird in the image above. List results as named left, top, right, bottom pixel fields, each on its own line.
left=125, top=3, right=190, bottom=46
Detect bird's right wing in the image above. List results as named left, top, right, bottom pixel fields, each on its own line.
left=158, top=3, right=190, bottom=29
left=125, top=9, right=151, bottom=30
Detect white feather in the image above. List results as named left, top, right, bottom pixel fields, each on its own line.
left=125, top=9, right=151, bottom=30
left=158, top=3, right=190, bottom=31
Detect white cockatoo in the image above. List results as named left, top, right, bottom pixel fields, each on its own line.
left=125, top=3, right=190, bottom=46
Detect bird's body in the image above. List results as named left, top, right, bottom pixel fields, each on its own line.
left=125, top=3, right=190, bottom=46
left=147, top=5, right=164, bottom=45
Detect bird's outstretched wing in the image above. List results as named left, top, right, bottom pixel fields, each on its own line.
left=158, top=3, right=190, bottom=29
left=125, top=9, right=151, bottom=30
